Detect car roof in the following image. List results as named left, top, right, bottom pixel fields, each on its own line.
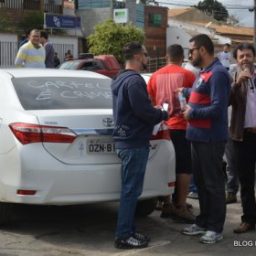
left=0, top=68, right=111, bottom=79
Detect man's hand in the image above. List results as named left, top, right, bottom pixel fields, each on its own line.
left=236, top=68, right=252, bottom=85
left=182, top=105, right=192, bottom=120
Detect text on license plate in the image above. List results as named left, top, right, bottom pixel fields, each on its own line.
left=87, top=142, right=115, bottom=154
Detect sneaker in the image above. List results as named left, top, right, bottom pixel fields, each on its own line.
left=187, top=191, right=199, bottom=199
left=199, top=230, right=223, bottom=244
left=226, top=193, right=237, bottom=204
left=182, top=224, right=206, bottom=236
left=162, top=204, right=195, bottom=223
left=133, top=232, right=151, bottom=242
left=114, top=236, right=148, bottom=249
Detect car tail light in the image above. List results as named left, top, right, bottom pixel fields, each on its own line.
left=9, top=122, right=76, bottom=145
left=17, top=189, right=37, bottom=195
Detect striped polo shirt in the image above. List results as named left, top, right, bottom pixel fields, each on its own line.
left=15, top=41, right=46, bottom=68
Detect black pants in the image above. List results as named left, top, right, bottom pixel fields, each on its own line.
left=191, top=141, right=226, bottom=233
left=233, top=131, right=256, bottom=224
left=225, top=136, right=239, bottom=194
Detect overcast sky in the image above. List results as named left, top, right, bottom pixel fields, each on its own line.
left=157, top=0, right=254, bottom=27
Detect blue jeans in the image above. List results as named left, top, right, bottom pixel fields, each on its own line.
left=115, top=146, right=150, bottom=239
left=189, top=175, right=198, bottom=193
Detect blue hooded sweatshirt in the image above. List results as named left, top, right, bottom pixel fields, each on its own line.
left=111, top=70, right=168, bottom=149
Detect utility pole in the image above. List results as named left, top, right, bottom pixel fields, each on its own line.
left=249, top=0, right=256, bottom=48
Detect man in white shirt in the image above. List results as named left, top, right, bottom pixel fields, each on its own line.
left=218, top=43, right=232, bottom=70
left=230, top=43, right=256, bottom=234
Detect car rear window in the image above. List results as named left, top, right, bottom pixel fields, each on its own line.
left=12, top=77, right=113, bottom=110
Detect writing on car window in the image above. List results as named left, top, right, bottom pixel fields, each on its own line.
left=12, top=77, right=113, bottom=110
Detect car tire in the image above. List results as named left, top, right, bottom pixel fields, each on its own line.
left=136, top=198, right=157, bottom=217
left=0, top=203, right=13, bottom=226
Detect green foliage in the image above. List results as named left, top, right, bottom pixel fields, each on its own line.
left=0, top=15, right=10, bottom=32
left=195, top=0, right=229, bottom=21
left=87, top=20, right=144, bottom=64
left=18, top=11, right=44, bottom=32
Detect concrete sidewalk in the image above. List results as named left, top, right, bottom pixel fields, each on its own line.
left=135, top=197, right=256, bottom=256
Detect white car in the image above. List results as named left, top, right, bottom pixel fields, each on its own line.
left=0, top=69, right=175, bottom=223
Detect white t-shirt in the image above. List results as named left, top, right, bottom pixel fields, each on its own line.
left=218, top=51, right=232, bottom=69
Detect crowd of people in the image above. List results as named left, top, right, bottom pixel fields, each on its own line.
left=111, top=35, right=256, bottom=249
left=15, top=29, right=72, bottom=68
left=12, top=30, right=256, bottom=249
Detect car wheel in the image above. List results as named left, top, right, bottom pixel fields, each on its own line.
left=136, top=198, right=157, bottom=217
left=0, top=203, right=13, bottom=225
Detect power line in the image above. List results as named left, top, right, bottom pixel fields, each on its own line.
left=155, top=1, right=253, bottom=10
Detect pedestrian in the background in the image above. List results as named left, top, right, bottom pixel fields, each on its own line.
left=111, top=41, right=168, bottom=249
left=230, top=43, right=256, bottom=234
left=183, top=52, right=201, bottom=200
left=218, top=43, right=232, bottom=71
left=147, top=44, right=196, bottom=223
left=54, top=52, right=60, bottom=68
left=18, top=30, right=29, bottom=49
left=64, top=49, right=73, bottom=61
left=15, top=29, right=45, bottom=68
left=40, top=31, right=55, bottom=68
left=181, top=34, right=231, bottom=244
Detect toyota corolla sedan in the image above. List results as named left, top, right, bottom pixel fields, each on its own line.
left=0, top=69, right=175, bottom=223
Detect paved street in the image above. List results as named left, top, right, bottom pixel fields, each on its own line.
left=0, top=197, right=255, bottom=256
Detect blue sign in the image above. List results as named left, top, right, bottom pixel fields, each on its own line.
left=44, top=14, right=81, bottom=29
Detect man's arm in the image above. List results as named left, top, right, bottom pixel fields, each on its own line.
left=128, top=77, right=168, bottom=124
left=14, top=47, right=26, bottom=67
left=187, top=71, right=230, bottom=120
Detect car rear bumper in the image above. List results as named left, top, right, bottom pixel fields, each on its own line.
left=0, top=143, right=175, bottom=205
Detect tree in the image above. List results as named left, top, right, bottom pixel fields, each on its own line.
left=18, top=11, right=44, bottom=32
left=195, top=0, right=229, bottom=22
left=87, top=20, right=144, bottom=64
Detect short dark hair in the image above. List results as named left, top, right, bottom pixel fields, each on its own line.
left=40, top=31, right=49, bottom=40
left=189, top=34, right=214, bottom=55
left=233, top=43, right=256, bottom=59
left=224, top=43, right=230, bottom=47
left=167, top=44, right=184, bottom=62
left=123, top=41, right=143, bottom=60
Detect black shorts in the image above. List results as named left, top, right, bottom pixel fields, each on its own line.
left=170, top=129, right=192, bottom=174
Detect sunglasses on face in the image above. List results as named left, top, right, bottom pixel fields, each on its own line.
left=188, top=47, right=199, bottom=55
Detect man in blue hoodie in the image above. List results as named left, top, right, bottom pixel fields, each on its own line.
left=111, top=41, right=168, bottom=249
left=180, top=34, right=231, bottom=244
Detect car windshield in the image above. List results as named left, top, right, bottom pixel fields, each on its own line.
left=12, top=77, right=113, bottom=110
left=59, top=61, right=81, bottom=69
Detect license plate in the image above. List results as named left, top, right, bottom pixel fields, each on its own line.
left=87, top=138, right=115, bottom=154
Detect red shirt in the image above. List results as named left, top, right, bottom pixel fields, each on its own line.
left=147, top=64, right=195, bottom=130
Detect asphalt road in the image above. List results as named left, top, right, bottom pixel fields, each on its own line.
left=0, top=198, right=255, bottom=256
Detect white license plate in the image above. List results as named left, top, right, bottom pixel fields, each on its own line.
left=87, top=138, right=115, bottom=154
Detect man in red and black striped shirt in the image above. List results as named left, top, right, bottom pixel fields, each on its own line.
left=181, top=34, right=231, bottom=244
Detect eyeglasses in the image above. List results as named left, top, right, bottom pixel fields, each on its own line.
left=188, top=48, right=199, bottom=55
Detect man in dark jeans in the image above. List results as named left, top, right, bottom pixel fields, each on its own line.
left=181, top=34, right=231, bottom=244
left=225, top=135, right=239, bottom=204
left=111, top=42, right=168, bottom=249
left=230, top=43, right=256, bottom=233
